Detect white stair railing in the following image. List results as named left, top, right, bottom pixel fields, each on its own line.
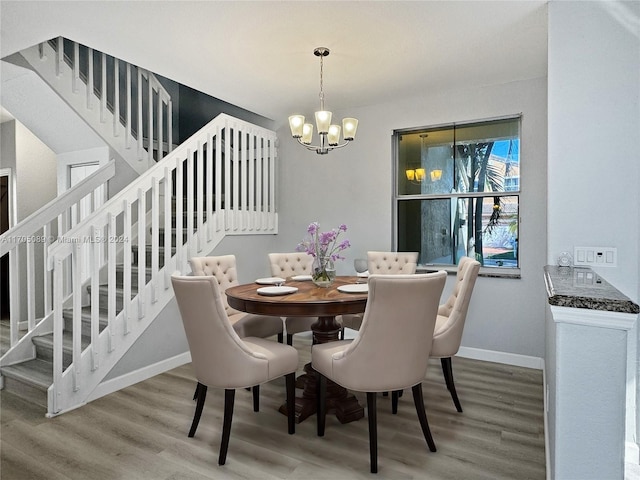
left=26, top=37, right=173, bottom=171
left=46, top=113, right=277, bottom=415
left=0, top=160, right=116, bottom=364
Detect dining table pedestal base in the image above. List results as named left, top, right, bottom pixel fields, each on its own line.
left=279, top=362, right=365, bottom=424
left=279, top=315, right=365, bottom=424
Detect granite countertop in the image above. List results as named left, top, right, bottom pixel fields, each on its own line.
left=544, top=265, right=639, bottom=314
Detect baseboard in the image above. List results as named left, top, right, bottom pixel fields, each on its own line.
left=457, top=346, right=544, bottom=370
left=87, top=351, right=192, bottom=403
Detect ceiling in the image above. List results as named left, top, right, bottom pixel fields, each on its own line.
left=0, top=1, right=548, bottom=128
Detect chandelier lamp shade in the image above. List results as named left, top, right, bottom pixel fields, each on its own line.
left=288, top=47, right=358, bottom=155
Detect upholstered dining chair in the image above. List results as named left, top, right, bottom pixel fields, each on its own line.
left=313, top=271, right=447, bottom=473
left=339, top=251, right=419, bottom=338
left=430, top=256, right=480, bottom=412
left=189, top=255, right=285, bottom=342
left=268, top=252, right=328, bottom=345
left=171, top=274, right=298, bottom=465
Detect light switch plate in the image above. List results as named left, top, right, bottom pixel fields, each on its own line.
left=573, top=246, right=617, bottom=267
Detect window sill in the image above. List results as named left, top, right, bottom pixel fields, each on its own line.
left=417, top=265, right=521, bottom=279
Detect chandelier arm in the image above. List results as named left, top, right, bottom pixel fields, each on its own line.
left=295, top=137, right=353, bottom=153
left=326, top=140, right=352, bottom=150
left=295, top=137, right=322, bottom=151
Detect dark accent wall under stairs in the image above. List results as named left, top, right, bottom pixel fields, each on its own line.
left=176, top=83, right=273, bottom=144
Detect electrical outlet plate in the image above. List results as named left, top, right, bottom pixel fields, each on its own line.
left=573, top=246, right=617, bottom=267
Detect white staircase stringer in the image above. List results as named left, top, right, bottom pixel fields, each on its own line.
left=47, top=227, right=226, bottom=416
left=0, top=314, right=53, bottom=368
left=20, top=41, right=148, bottom=175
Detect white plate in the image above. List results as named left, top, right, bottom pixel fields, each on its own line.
left=255, top=277, right=286, bottom=285
left=257, top=286, right=299, bottom=296
left=291, top=274, right=313, bottom=281
left=338, top=284, right=369, bottom=294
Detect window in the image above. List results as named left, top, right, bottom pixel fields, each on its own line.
left=394, top=116, right=520, bottom=270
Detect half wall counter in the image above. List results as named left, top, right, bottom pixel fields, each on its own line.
left=544, top=265, right=639, bottom=480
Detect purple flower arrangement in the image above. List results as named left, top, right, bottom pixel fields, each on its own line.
left=296, top=222, right=350, bottom=261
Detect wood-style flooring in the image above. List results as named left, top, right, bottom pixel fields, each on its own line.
left=1, top=335, right=545, bottom=479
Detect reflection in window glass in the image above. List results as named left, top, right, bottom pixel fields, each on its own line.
left=395, top=116, right=520, bottom=268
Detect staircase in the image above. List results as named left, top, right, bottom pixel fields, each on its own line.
left=7, top=37, right=174, bottom=174
left=0, top=37, right=279, bottom=416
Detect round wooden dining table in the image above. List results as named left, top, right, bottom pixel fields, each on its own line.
left=225, top=276, right=367, bottom=424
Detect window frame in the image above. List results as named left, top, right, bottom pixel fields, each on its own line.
left=392, top=114, right=522, bottom=277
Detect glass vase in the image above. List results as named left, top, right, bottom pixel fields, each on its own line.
left=312, top=255, right=336, bottom=288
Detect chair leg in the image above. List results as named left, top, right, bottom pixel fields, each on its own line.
left=193, top=383, right=200, bottom=401
left=252, top=385, right=260, bottom=412
left=277, top=332, right=284, bottom=344
left=367, top=392, right=378, bottom=474
left=391, top=390, right=400, bottom=414
left=286, top=333, right=294, bottom=346
left=317, top=373, right=327, bottom=437
left=219, top=389, right=236, bottom=465
left=188, top=383, right=207, bottom=438
left=441, top=357, right=463, bottom=412
left=412, top=383, right=436, bottom=452
left=285, top=372, right=296, bottom=434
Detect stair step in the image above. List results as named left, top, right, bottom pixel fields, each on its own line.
left=156, top=227, right=189, bottom=246
left=96, top=285, right=136, bottom=311
left=32, top=331, right=89, bottom=369
left=132, top=245, right=176, bottom=267
left=1, top=358, right=52, bottom=408
left=63, top=306, right=110, bottom=335
left=115, top=264, right=152, bottom=285
left=170, top=213, right=202, bottom=228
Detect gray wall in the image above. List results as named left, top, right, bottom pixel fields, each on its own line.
left=0, top=120, right=58, bottom=221
left=104, top=232, right=281, bottom=379
left=547, top=1, right=639, bottom=302
left=546, top=2, right=640, bottom=477
left=0, top=119, right=57, bottom=319
left=275, top=76, right=548, bottom=359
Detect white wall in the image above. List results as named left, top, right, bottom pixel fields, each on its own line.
left=276, top=76, right=548, bottom=359
left=547, top=0, right=640, bottom=302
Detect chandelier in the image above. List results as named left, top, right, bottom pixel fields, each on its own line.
left=288, top=47, right=358, bottom=155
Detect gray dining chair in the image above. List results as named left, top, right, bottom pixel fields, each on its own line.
left=171, top=274, right=298, bottom=465
left=313, top=271, right=446, bottom=473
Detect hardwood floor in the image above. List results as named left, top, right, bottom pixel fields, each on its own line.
left=1, top=335, right=545, bottom=479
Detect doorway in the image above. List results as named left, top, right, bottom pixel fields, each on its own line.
left=1, top=174, right=9, bottom=320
